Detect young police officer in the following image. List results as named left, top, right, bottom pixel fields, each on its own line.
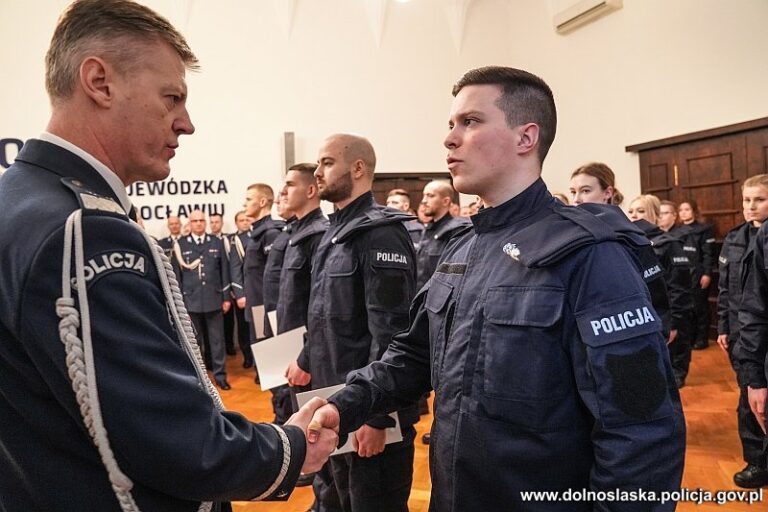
left=305, top=134, right=418, bottom=512
left=307, top=67, right=686, bottom=511
left=0, top=1, right=338, bottom=510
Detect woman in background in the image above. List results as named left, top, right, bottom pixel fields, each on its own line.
left=628, top=194, right=694, bottom=388
left=678, top=199, right=717, bottom=349
left=717, top=174, right=768, bottom=488
left=569, top=161, right=624, bottom=206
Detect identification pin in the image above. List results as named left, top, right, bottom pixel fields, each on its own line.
left=503, top=242, right=520, bottom=261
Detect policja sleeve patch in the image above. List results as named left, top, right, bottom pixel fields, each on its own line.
left=369, top=249, right=409, bottom=269
left=576, top=295, right=660, bottom=347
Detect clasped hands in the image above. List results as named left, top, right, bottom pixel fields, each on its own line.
left=285, top=397, right=386, bottom=475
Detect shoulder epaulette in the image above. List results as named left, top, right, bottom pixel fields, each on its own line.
left=61, top=177, right=126, bottom=216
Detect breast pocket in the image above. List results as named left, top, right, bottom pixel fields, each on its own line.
left=326, top=253, right=362, bottom=337
left=424, top=278, right=454, bottom=390
left=481, top=286, right=567, bottom=401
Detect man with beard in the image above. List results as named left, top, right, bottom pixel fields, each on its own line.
left=303, top=134, right=418, bottom=511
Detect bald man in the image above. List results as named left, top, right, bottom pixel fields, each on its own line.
left=304, top=134, right=418, bottom=511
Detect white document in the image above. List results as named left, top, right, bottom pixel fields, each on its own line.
left=267, top=310, right=278, bottom=334
left=250, top=326, right=305, bottom=390
left=296, top=384, right=403, bottom=456
left=250, top=305, right=265, bottom=339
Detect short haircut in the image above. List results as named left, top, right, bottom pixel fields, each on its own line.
left=571, top=162, right=624, bottom=206
left=327, top=134, right=377, bottom=174
left=743, top=174, right=768, bottom=190
left=387, top=188, right=410, bottom=201
left=288, top=162, right=319, bottom=185
left=46, top=0, right=198, bottom=104
left=209, top=214, right=222, bottom=220
left=234, top=210, right=246, bottom=223
left=427, top=180, right=455, bottom=199
left=452, top=66, right=557, bottom=163
left=247, top=183, right=274, bottom=205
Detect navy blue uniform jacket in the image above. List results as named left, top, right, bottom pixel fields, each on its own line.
left=329, top=180, right=686, bottom=511
left=0, top=140, right=305, bottom=511
left=175, top=234, right=231, bottom=313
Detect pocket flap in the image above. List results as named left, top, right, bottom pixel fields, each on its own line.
left=425, top=279, right=453, bottom=313
left=483, top=287, right=563, bottom=328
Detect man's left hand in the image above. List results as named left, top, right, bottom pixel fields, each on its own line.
left=222, top=301, right=231, bottom=314
left=353, top=424, right=386, bottom=458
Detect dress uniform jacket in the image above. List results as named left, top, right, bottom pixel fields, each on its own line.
left=0, top=139, right=305, bottom=511
left=175, top=234, right=231, bottom=313
left=415, top=213, right=470, bottom=290
left=328, top=180, right=686, bottom=512
left=305, top=192, right=419, bottom=430
left=229, top=230, right=250, bottom=301
left=158, top=235, right=180, bottom=258
left=243, top=217, right=284, bottom=327
left=634, top=220, right=694, bottom=335
left=737, top=221, right=768, bottom=389
left=278, top=208, right=329, bottom=336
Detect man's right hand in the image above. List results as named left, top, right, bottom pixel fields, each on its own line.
left=747, top=386, right=768, bottom=434
left=285, top=360, right=311, bottom=387
left=285, top=397, right=338, bottom=474
left=307, top=403, right=340, bottom=444
left=236, top=297, right=246, bottom=309
left=716, top=334, right=729, bottom=352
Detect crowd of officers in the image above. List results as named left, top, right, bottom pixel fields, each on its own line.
left=153, top=153, right=469, bottom=511
left=568, top=162, right=768, bottom=490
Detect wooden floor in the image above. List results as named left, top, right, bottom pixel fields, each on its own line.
left=217, top=342, right=765, bottom=511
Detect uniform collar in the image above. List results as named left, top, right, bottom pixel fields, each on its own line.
left=39, top=132, right=133, bottom=215
left=470, top=178, right=550, bottom=234
left=293, top=207, right=324, bottom=231
left=426, top=212, right=453, bottom=231
left=329, top=191, right=375, bottom=226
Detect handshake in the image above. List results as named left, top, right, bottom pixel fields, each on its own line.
left=284, top=397, right=342, bottom=474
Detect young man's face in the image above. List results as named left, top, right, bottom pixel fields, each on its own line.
left=444, top=84, right=519, bottom=199
left=657, top=205, right=677, bottom=230
left=421, top=182, right=449, bottom=218
left=283, top=170, right=310, bottom=214
left=386, top=194, right=409, bottom=212
left=243, top=188, right=264, bottom=217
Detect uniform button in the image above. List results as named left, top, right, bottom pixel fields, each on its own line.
left=202, top=281, right=206, bottom=285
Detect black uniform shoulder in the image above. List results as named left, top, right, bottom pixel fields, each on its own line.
left=724, top=222, right=751, bottom=244
left=333, top=204, right=414, bottom=244
left=433, top=215, right=472, bottom=241
left=513, top=202, right=645, bottom=268
left=290, top=216, right=329, bottom=246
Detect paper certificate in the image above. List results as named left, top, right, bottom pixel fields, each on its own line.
left=267, top=310, right=278, bottom=334
left=250, top=305, right=265, bottom=339
left=295, top=384, right=403, bottom=456
left=250, top=326, right=305, bottom=390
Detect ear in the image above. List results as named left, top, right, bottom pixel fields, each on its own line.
left=79, top=56, right=114, bottom=108
left=306, top=183, right=318, bottom=199
left=351, top=160, right=366, bottom=180
left=517, top=123, right=540, bottom=157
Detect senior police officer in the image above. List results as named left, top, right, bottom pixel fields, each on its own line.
left=174, top=209, right=232, bottom=389
left=208, top=213, right=237, bottom=356
left=0, top=1, right=339, bottom=510
left=304, top=134, right=419, bottom=512
left=307, top=67, right=686, bottom=512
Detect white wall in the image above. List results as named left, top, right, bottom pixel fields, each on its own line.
left=1, top=0, right=766, bottom=237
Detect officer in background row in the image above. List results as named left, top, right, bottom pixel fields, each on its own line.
left=0, top=1, right=337, bottom=508
left=174, top=209, right=232, bottom=390
left=210, top=213, right=237, bottom=356
left=416, top=180, right=470, bottom=291
left=262, top=191, right=296, bottom=424
left=676, top=199, right=716, bottom=350
left=628, top=195, right=694, bottom=388
left=243, top=184, right=284, bottom=382
left=719, top=175, right=768, bottom=488
left=230, top=209, right=255, bottom=368
left=279, top=163, right=337, bottom=508
left=304, top=134, right=418, bottom=512
left=157, top=214, right=183, bottom=257
left=413, top=179, right=470, bottom=444
left=308, top=67, right=685, bottom=512
left=387, top=188, right=424, bottom=249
